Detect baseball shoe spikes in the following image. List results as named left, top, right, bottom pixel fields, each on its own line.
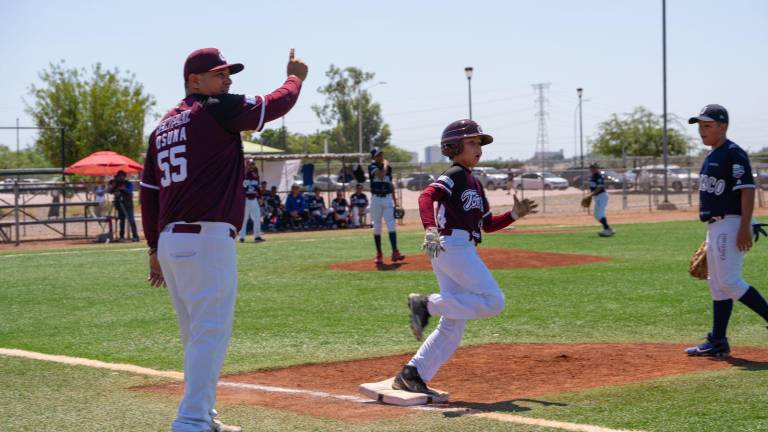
left=408, top=293, right=431, bottom=341
left=212, top=418, right=242, bottom=432
left=374, top=252, right=384, bottom=265
left=392, top=249, right=405, bottom=262
left=392, top=365, right=440, bottom=396
left=685, top=333, right=731, bottom=357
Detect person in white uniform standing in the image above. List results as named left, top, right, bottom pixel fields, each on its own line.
left=239, top=159, right=264, bottom=242
left=390, top=119, right=538, bottom=396
left=685, top=104, right=768, bottom=357
left=368, top=147, right=404, bottom=265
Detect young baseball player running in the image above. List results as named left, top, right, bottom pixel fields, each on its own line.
left=685, top=104, right=768, bottom=357
left=585, top=162, right=614, bottom=237
left=391, top=119, right=537, bottom=395
left=140, top=47, right=307, bottom=432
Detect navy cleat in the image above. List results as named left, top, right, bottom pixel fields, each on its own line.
left=392, top=365, right=440, bottom=396
left=685, top=333, right=731, bottom=357
left=408, top=294, right=431, bottom=341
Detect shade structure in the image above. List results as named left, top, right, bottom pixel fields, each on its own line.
left=64, top=151, right=143, bottom=176
left=242, top=140, right=284, bottom=154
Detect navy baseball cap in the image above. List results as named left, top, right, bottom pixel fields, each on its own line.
left=184, top=48, right=244, bottom=81
left=589, top=162, right=600, bottom=169
left=688, top=104, right=729, bottom=124
left=371, top=147, right=383, bottom=158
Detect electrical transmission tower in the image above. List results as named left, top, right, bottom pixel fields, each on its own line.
left=532, top=83, right=551, bottom=170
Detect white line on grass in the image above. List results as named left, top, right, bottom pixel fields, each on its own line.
left=0, top=247, right=146, bottom=259
left=0, top=347, right=645, bottom=432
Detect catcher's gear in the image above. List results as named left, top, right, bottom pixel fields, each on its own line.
left=511, top=194, right=538, bottom=220
left=689, top=241, right=708, bottom=280
left=753, top=223, right=768, bottom=242
left=580, top=195, right=592, bottom=208
left=440, top=119, right=493, bottom=158
left=422, top=227, right=445, bottom=259
left=394, top=206, right=405, bottom=219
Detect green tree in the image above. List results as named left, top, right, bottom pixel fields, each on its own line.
left=591, top=107, right=693, bottom=157
left=26, top=61, right=155, bottom=167
left=0, top=144, right=52, bottom=169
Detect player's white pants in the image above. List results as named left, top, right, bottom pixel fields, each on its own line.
left=351, top=206, right=368, bottom=227
left=158, top=222, right=238, bottom=432
left=706, top=216, right=750, bottom=301
left=370, top=194, right=395, bottom=235
left=408, top=229, right=505, bottom=382
left=594, top=192, right=608, bottom=221
left=239, top=198, right=261, bottom=239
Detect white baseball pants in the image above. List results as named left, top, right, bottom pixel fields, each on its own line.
left=706, top=216, right=751, bottom=301
left=593, top=192, right=608, bottom=221
left=239, top=198, right=261, bottom=239
left=370, top=194, right=395, bottom=235
left=351, top=206, right=368, bottom=227
left=408, top=229, right=505, bottom=382
left=158, top=222, right=238, bottom=432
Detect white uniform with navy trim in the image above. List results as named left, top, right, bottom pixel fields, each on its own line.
left=699, top=140, right=756, bottom=300
left=368, top=162, right=396, bottom=235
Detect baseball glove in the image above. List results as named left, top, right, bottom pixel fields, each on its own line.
left=394, top=206, right=405, bottom=219
left=688, top=241, right=708, bottom=280
left=580, top=195, right=592, bottom=208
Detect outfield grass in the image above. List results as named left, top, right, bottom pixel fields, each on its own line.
left=2, top=219, right=767, bottom=431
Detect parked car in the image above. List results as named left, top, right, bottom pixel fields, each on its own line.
left=397, top=173, right=435, bottom=191
left=636, top=165, right=699, bottom=192
left=313, top=174, right=344, bottom=191
left=602, top=170, right=633, bottom=189
left=514, top=171, right=569, bottom=190
left=472, top=167, right=509, bottom=190
left=558, top=167, right=589, bottom=188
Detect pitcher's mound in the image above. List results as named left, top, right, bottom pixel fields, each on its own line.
left=330, top=248, right=610, bottom=271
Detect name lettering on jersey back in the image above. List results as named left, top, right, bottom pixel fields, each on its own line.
left=699, top=174, right=726, bottom=196
left=155, top=110, right=192, bottom=151
left=461, top=189, right=483, bottom=212
left=157, top=110, right=191, bottom=133
left=156, top=127, right=188, bottom=150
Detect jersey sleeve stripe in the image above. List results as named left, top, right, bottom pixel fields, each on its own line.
left=482, top=210, right=492, bottom=218
left=733, top=184, right=756, bottom=191
left=140, top=181, right=160, bottom=190
left=256, top=95, right=267, bottom=131
left=430, top=182, right=451, bottom=195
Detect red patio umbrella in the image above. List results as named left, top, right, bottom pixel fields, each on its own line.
left=64, top=151, right=143, bottom=177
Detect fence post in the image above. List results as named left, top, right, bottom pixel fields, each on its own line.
left=14, top=180, right=20, bottom=246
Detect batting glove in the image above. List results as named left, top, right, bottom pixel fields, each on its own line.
left=422, top=227, right=445, bottom=259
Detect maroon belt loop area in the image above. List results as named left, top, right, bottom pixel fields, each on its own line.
left=171, top=223, right=236, bottom=239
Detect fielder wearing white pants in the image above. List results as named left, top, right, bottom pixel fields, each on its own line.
left=593, top=192, right=608, bottom=222
left=351, top=206, right=368, bottom=227
left=239, top=198, right=261, bottom=240
left=370, top=194, right=396, bottom=234
left=408, top=230, right=505, bottom=382
left=158, top=222, right=238, bottom=432
left=706, top=216, right=750, bottom=301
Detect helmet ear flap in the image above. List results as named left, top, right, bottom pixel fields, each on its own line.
left=441, top=140, right=463, bottom=158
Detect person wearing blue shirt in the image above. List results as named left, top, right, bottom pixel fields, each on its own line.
left=108, top=170, right=139, bottom=242
left=284, top=184, right=308, bottom=230
left=584, top=162, right=613, bottom=237
left=685, top=104, right=768, bottom=357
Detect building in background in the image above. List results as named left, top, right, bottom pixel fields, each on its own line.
left=424, top=145, right=446, bottom=165
left=407, top=151, right=419, bottom=164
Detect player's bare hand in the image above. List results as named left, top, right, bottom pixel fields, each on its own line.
left=287, top=48, right=308, bottom=81
left=422, top=227, right=445, bottom=259
left=148, top=253, right=166, bottom=288
left=737, top=226, right=753, bottom=252
left=511, top=194, right=538, bottom=220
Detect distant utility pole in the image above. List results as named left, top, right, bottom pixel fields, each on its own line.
left=532, top=83, right=551, bottom=170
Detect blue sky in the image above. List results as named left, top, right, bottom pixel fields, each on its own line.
left=1, top=0, right=766, bottom=161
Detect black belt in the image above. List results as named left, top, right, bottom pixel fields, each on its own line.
left=171, top=223, right=236, bottom=239
left=373, top=192, right=391, bottom=197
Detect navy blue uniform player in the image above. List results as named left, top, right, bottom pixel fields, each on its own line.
left=685, top=104, right=768, bottom=357
left=585, top=163, right=613, bottom=237
left=368, top=147, right=403, bottom=264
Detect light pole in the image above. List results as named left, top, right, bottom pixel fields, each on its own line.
left=358, top=81, right=387, bottom=160
left=661, top=0, right=671, bottom=205
left=464, top=67, right=474, bottom=119
left=577, top=88, right=584, bottom=169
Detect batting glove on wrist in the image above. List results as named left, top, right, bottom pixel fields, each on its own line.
left=422, top=227, right=445, bottom=259
left=511, top=194, right=538, bottom=220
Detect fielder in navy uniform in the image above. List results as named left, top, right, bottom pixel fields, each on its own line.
left=585, top=162, right=614, bottom=237
left=391, top=119, right=537, bottom=395
left=685, top=104, right=768, bottom=357
left=239, top=160, right=264, bottom=242
left=369, top=147, right=404, bottom=264
left=140, top=47, right=307, bottom=432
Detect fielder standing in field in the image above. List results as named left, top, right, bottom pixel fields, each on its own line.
left=391, top=119, right=537, bottom=395
left=369, top=147, right=404, bottom=264
left=583, top=162, right=614, bottom=237
left=140, top=47, right=307, bottom=432
left=685, top=104, right=768, bottom=357
left=240, top=159, right=264, bottom=242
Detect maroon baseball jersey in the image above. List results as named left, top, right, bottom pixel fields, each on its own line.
left=243, top=170, right=260, bottom=200
left=419, top=163, right=513, bottom=243
left=140, top=76, right=302, bottom=248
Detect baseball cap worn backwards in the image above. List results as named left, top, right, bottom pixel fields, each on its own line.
left=688, top=104, right=728, bottom=124
left=184, top=48, right=244, bottom=81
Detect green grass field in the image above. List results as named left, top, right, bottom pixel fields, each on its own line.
left=2, top=219, right=768, bottom=432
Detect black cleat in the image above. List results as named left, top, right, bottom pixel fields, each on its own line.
left=408, top=293, right=431, bottom=341
left=392, top=365, right=439, bottom=396
left=685, top=333, right=731, bottom=357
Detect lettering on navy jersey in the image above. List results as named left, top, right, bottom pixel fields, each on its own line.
left=368, top=162, right=393, bottom=195
left=698, top=140, right=755, bottom=221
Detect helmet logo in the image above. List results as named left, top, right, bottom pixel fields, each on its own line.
left=476, top=125, right=483, bottom=133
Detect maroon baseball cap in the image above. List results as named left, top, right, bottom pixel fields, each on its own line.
left=183, top=48, right=244, bottom=81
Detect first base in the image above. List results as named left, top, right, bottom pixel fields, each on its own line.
left=358, top=377, right=449, bottom=406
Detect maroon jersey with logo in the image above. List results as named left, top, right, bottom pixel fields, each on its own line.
left=243, top=170, right=260, bottom=200
left=419, top=163, right=513, bottom=243
left=140, top=77, right=302, bottom=248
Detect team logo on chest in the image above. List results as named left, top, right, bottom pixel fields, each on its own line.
left=461, top=189, right=483, bottom=212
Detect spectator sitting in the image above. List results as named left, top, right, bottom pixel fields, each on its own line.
left=306, top=187, right=329, bottom=228
left=284, top=184, right=308, bottom=229
left=349, top=183, right=369, bottom=227
left=331, top=189, right=350, bottom=228
left=265, top=186, right=284, bottom=231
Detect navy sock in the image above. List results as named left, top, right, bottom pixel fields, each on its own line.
left=712, top=299, right=733, bottom=340
left=599, top=217, right=610, bottom=230
left=374, top=235, right=382, bottom=253
left=739, top=287, right=768, bottom=322
left=389, top=232, right=398, bottom=251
